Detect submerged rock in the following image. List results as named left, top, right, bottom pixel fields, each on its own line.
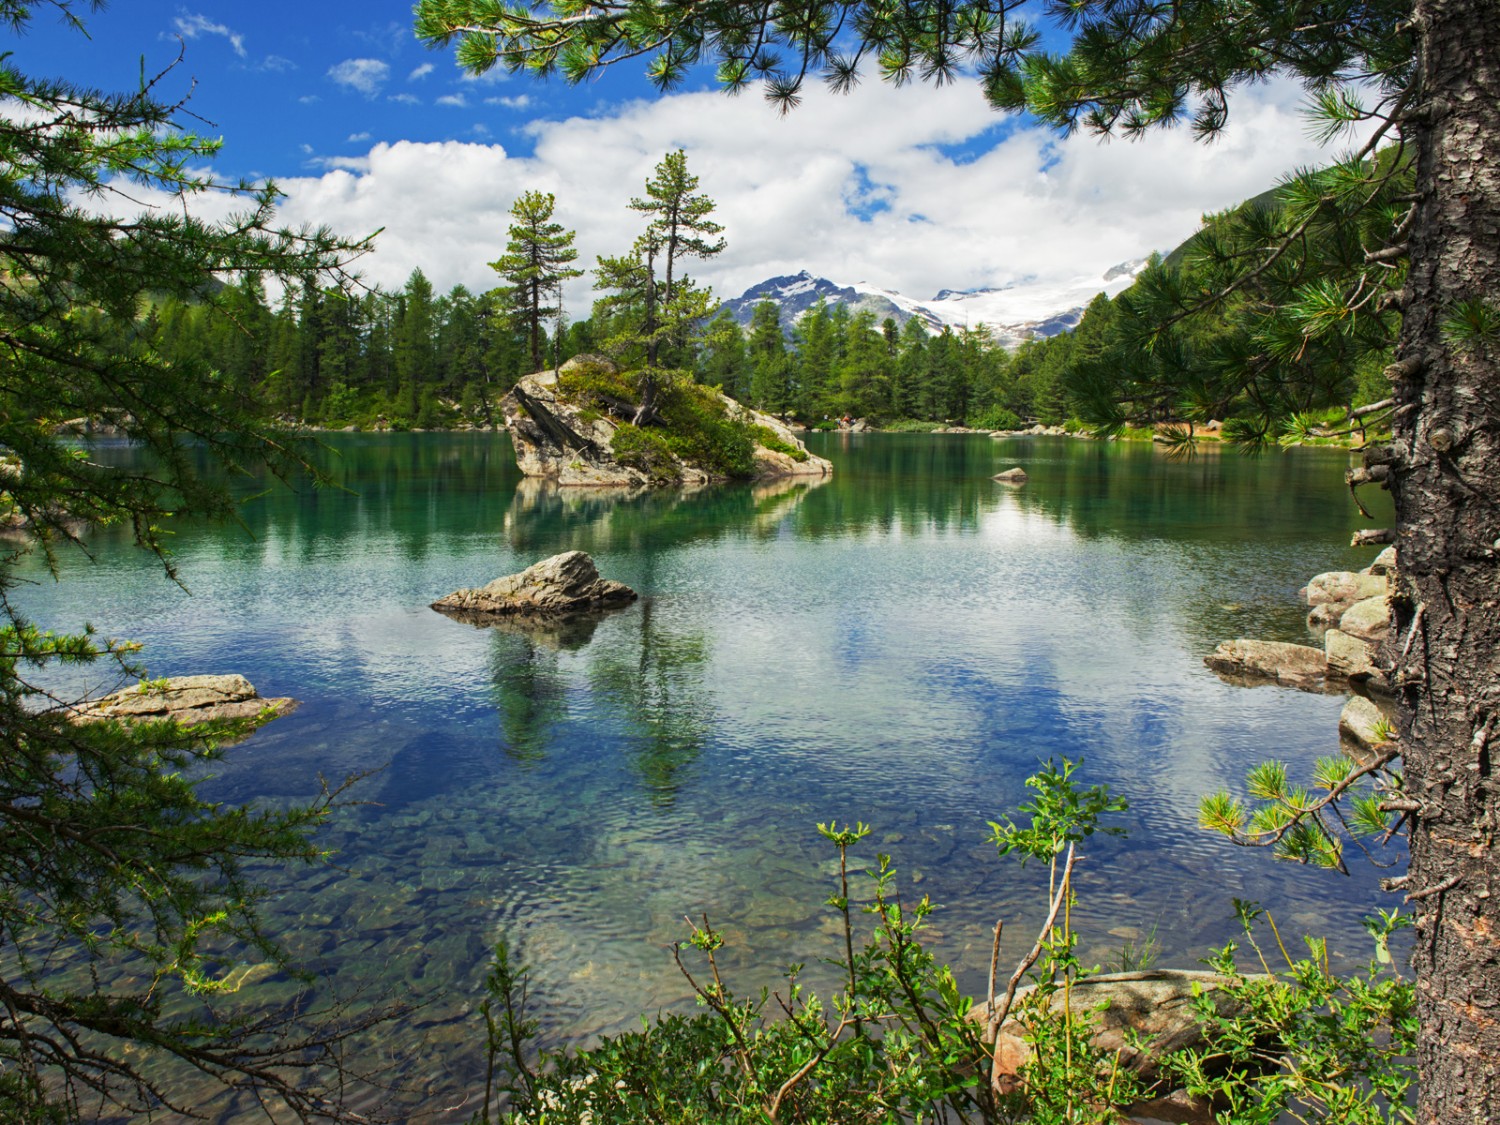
left=72, top=674, right=295, bottom=728
left=992, top=467, right=1029, bottom=484
left=432, top=551, right=636, bottom=622
left=1204, top=639, right=1341, bottom=693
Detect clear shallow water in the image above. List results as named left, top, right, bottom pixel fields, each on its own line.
left=15, top=432, right=1401, bottom=1116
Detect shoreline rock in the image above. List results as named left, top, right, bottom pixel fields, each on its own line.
left=71, top=674, right=295, bottom=729
left=432, top=551, right=637, bottom=623
left=971, top=970, right=1267, bottom=1122
left=1204, top=639, right=1343, bottom=693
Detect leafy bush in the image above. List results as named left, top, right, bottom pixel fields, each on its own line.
left=610, top=423, right=678, bottom=482
left=467, top=760, right=1417, bottom=1125
left=750, top=425, right=808, bottom=462
left=557, top=359, right=641, bottom=405
left=562, top=365, right=763, bottom=481
left=1161, top=902, right=1416, bottom=1124
left=881, top=418, right=942, bottom=433
left=968, top=406, right=1024, bottom=431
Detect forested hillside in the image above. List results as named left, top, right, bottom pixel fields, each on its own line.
left=151, top=157, right=1397, bottom=440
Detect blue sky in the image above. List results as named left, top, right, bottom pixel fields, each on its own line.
left=14, top=3, right=1354, bottom=316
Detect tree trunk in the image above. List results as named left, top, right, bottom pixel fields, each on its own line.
left=1389, top=2, right=1500, bottom=1119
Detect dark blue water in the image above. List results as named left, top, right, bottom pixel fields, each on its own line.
left=14, top=431, right=1400, bottom=1115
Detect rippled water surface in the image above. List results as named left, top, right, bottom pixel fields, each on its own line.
left=17, top=432, right=1400, bottom=1116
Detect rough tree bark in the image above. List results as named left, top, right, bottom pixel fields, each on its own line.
left=1388, top=2, right=1500, bottom=1119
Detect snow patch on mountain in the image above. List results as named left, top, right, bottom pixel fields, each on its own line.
left=722, top=258, right=1151, bottom=347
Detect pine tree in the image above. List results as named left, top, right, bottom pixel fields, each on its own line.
left=697, top=307, right=749, bottom=399
left=595, top=151, right=725, bottom=422
left=630, top=150, right=725, bottom=367
left=0, top=4, right=401, bottom=1117
left=490, top=190, right=584, bottom=373
left=747, top=300, right=791, bottom=413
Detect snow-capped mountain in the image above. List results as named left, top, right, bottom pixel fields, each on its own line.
left=720, top=259, right=1150, bottom=347
left=719, top=273, right=943, bottom=334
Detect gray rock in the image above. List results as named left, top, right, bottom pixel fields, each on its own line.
left=1341, top=694, right=1396, bottom=759
left=1306, top=603, right=1343, bottom=633
left=1324, top=628, right=1377, bottom=680
left=1366, top=546, right=1398, bottom=576
left=992, top=466, right=1029, bottom=484
left=73, top=674, right=296, bottom=728
left=1339, top=595, right=1391, bottom=642
left=1204, top=639, right=1339, bottom=693
left=1304, top=570, right=1387, bottom=609
left=432, top=551, right=637, bottom=622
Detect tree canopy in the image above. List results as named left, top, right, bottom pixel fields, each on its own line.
left=1, top=3, right=400, bottom=1117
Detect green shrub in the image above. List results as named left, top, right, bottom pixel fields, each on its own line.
left=750, top=425, right=808, bottom=462
left=558, top=368, right=762, bottom=481
left=969, top=406, right=1024, bottom=431
left=467, top=760, right=1417, bottom=1125
left=610, top=423, right=678, bottom=482
left=881, top=418, right=942, bottom=433
left=557, top=360, right=641, bottom=406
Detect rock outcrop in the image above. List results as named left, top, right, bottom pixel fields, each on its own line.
left=501, top=356, right=832, bottom=487
left=432, top=551, right=636, bottom=624
left=992, top=467, right=1029, bottom=484
left=1301, top=569, right=1388, bottom=634
left=72, top=674, right=295, bottom=728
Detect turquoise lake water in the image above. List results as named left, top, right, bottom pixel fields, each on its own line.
left=15, top=431, right=1401, bottom=1116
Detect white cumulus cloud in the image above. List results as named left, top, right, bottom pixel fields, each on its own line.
left=255, top=77, right=1359, bottom=317
left=328, top=58, right=390, bottom=98
left=409, top=63, right=435, bottom=82
left=171, top=14, right=246, bottom=58
left=435, top=93, right=469, bottom=108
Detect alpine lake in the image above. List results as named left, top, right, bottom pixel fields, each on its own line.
left=18, top=430, right=1401, bottom=1118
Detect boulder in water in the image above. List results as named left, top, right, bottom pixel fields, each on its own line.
left=432, top=551, right=636, bottom=623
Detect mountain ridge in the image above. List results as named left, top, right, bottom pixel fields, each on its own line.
left=718, top=258, right=1150, bottom=348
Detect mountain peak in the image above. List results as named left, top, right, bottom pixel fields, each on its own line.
left=721, top=255, right=1150, bottom=346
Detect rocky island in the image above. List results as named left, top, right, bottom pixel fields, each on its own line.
left=502, top=355, right=832, bottom=487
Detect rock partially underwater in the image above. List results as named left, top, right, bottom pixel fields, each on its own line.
left=431, top=551, right=637, bottom=626
left=72, top=674, right=295, bottom=731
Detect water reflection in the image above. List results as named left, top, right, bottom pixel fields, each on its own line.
left=12, top=432, right=1404, bottom=1119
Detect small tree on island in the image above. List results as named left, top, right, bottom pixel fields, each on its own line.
left=595, top=151, right=725, bottom=422
left=491, top=190, right=584, bottom=374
